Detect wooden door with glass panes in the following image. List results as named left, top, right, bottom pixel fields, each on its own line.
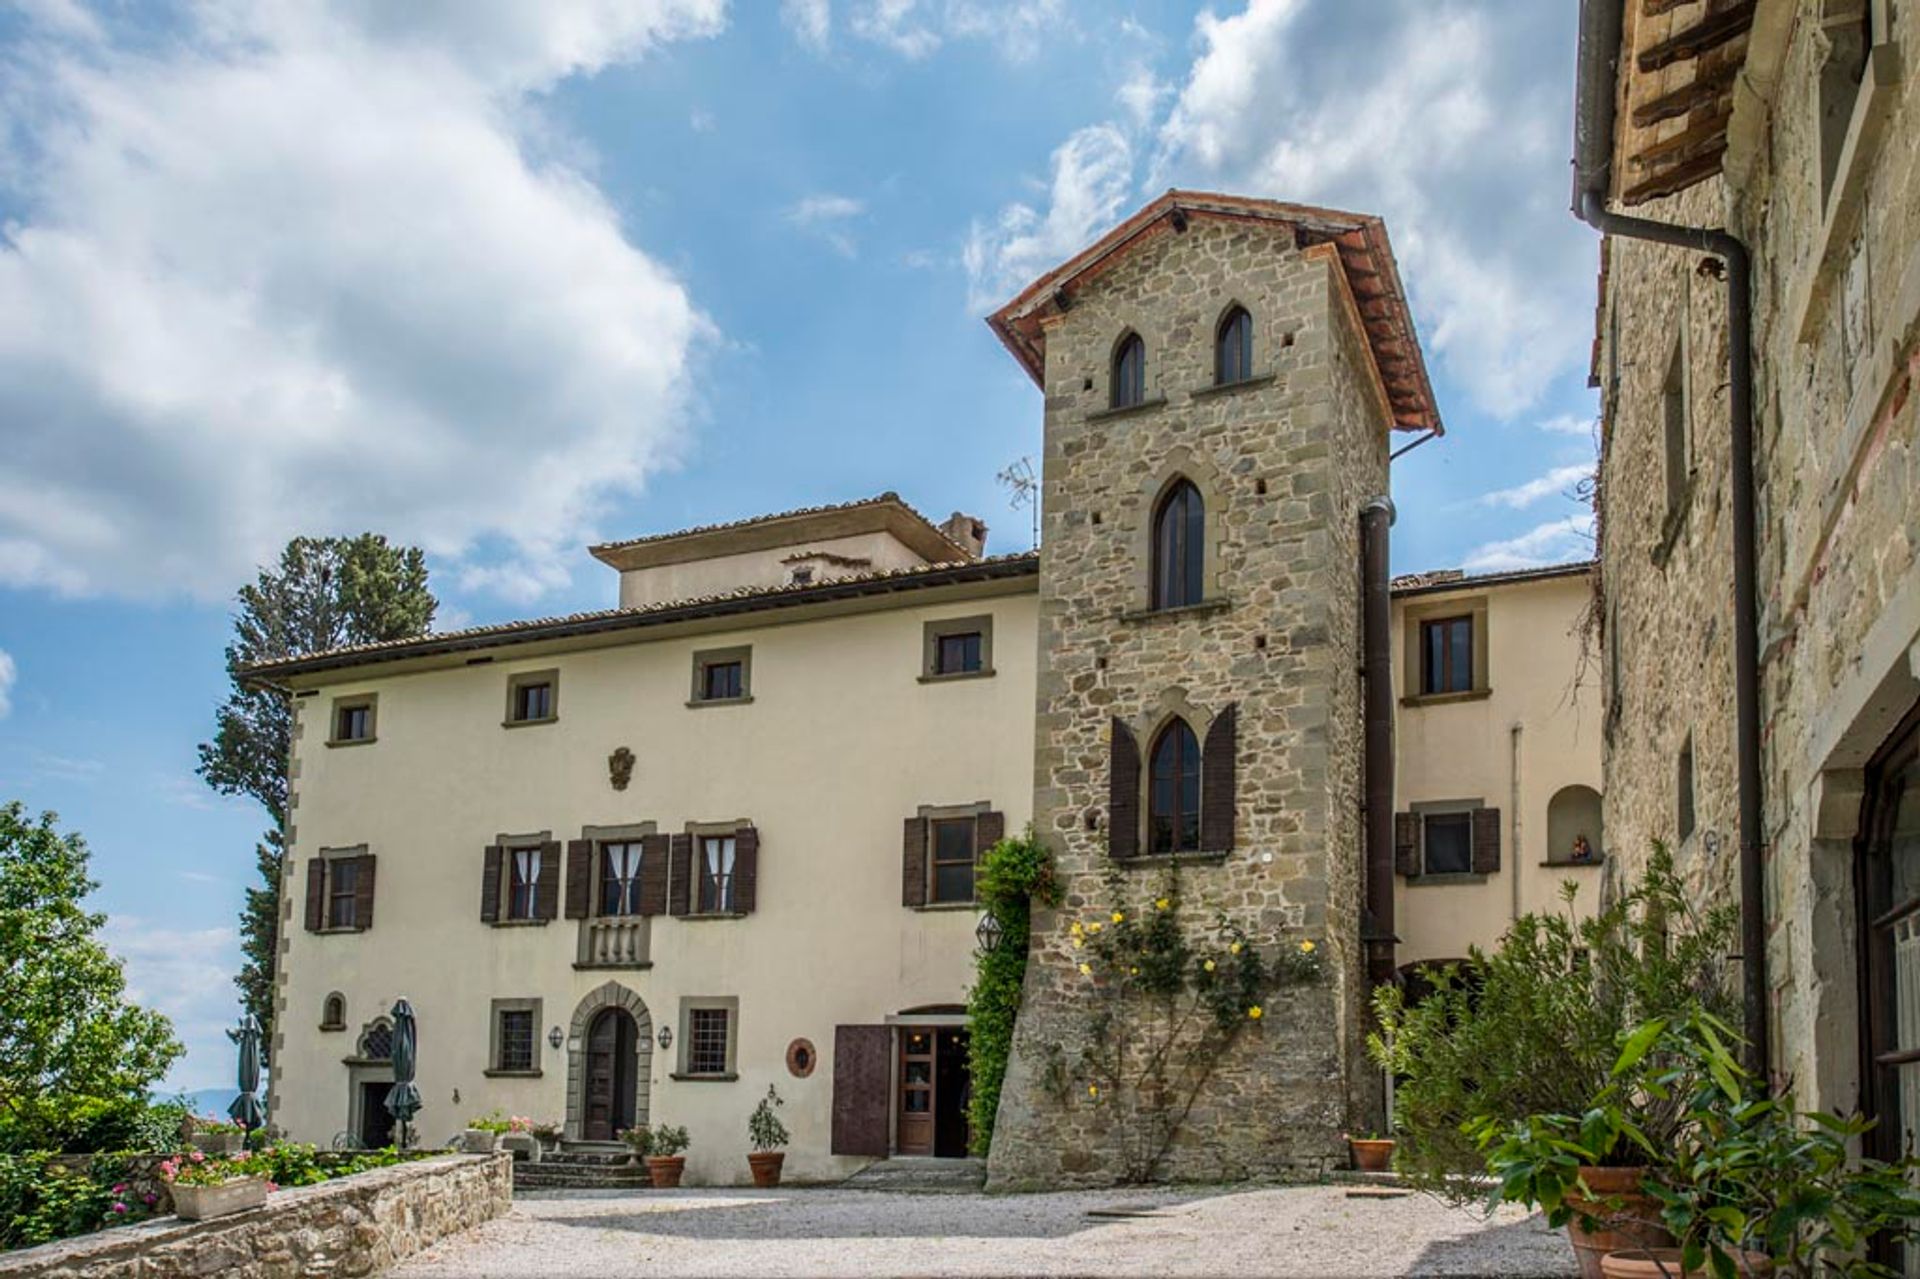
left=896, top=1029, right=935, bottom=1155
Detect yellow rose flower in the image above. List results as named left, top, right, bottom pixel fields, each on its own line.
left=1070, top=921, right=1084, bottom=936
left=1155, top=897, right=1170, bottom=911
left=1247, top=1006, right=1264, bottom=1020
left=1111, top=911, right=1126, bottom=924
left=1129, top=966, right=1139, bottom=976
left=1088, top=921, right=1102, bottom=934
left=1300, top=940, right=1316, bottom=954
left=1072, top=937, right=1084, bottom=949
left=1203, top=959, right=1216, bottom=973
left=1079, top=963, right=1092, bottom=976
left=1088, top=1084, right=1099, bottom=1098
left=1230, top=942, right=1243, bottom=955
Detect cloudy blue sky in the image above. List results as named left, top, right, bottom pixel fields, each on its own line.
left=0, top=0, right=1600, bottom=1089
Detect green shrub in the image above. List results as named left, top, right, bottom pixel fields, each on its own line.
left=0, top=1153, right=127, bottom=1250
left=747, top=1087, right=789, bottom=1152
left=966, top=827, right=1060, bottom=1156
left=646, top=1125, right=690, bottom=1158
left=1369, top=844, right=1738, bottom=1201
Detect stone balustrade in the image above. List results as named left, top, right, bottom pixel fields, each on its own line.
left=576, top=916, right=649, bottom=968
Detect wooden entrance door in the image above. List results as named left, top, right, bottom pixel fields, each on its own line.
left=583, top=1008, right=637, bottom=1141
left=896, top=1029, right=935, bottom=1155
left=896, top=1026, right=971, bottom=1157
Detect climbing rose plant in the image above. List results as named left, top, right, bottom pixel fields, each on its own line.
left=967, top=828, right=1061, bottom=1156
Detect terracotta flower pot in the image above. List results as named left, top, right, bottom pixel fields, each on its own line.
left=747, top=1151, right=786, bottom=1188
left=170, top=1177, right=268, bottom=1221
left=1564, top=1168, right=1675, bottom=1279
left=1348, top=1138, right=1395, bottom=1172
left=645, top=1155, right=686, bottom=1188
left=1599, top=1248, right=1772, bottom=1278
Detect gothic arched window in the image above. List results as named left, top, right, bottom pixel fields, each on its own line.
left=1148, top=719, right=1202, bottom=854
left=1216, top=305, right=1253, bottom=385
left=1151, top=479, right=1205, bottom=610
left=1112, top=332, right=1146, bottom=409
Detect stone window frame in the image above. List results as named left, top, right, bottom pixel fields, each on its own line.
left=671, top=996, right=740, bottom=1081
left=920, top=614, right=996, bottom=683
left=1400, top=594, right=1492, bottom=706
left=1409, top=797, right=1489, bottom=885
left=319, top=991, right=347, bottom=1032
left=345, top=1015, right=394, bottom=1066
left=1121, top=449, right=1231, bottom=621
left=1655, top=320, right=1693, bottom=560
left=688, top=645, right=754, bottom=707
left=492, top=829, right=555, bottom=927
left=485, top=996, right=544, bottom=1078
left=503, top=669, right=559, bottom=728
left=1120, top=688, right=1231, bottom=865
left=326, top=692, right=378, bottom=748
left=582, top=820, right=658, bottom=921
left=682, top=819, right=752, bottom=918
left=913, top=799, right=993, bottom=909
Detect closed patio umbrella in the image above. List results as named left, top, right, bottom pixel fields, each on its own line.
left=226, top=1014, right=266, bottom=1132
left=385, top=997, right=422, bottom=1150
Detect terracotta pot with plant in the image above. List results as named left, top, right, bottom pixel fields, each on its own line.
left=644, top=1124, right=690, bottom=1188
left=1598, top=1249, right=1771, bottom=1279
left=746, top=1086, right=790, bottom=1188
left=1345, top=1132, right=1395, bottom=1173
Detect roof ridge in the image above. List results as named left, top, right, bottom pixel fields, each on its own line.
left=589, top=490, right=968, bottom=558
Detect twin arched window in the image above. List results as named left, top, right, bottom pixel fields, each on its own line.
left=1152, top=479, right=1205, bottom=610
left=1216, top=305, right=1253, bottom=385
left=1112, top=332, right=1146, bottom=409
left=1148, top=718, right=1202, bottom=854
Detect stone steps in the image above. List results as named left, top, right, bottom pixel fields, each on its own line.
left=841, top=1157, right=987, bottom=1194
left=513, top=1159, right=651, bottom=1191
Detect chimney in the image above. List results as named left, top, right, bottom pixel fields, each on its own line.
left=939, top=512, right=988, bottom=560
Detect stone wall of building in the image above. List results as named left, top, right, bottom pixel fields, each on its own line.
left=1598, top=0, right=1920, bottom=1114
left=987, top=216, right=1390, bottom=1188
left=0, top=1154, right=510, bottom=1279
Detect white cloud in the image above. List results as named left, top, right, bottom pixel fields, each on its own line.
left=1116, top=65, right=1170, bottom=129
left=1478, top=462, right=1594, bottom=510
left=964, top=123, right=1132, bottom=312
left=786, top=193, right=866, bottom=257
left=0, top=649, right=13, bottom=717
left=1147, top=0, right=1592, bottom=418
left=842, top=0, right=1067, bottom=62
left=0, top=1, right=725, bottom=603
left=850, top=0, right=939, bottom=57
left=782, top=0, right=832, bottom=52
left=1538, top=412, right=1598, bottom=436
left=103, top=916, right=243, bottom=1092
left=1462, top=513, right=1595, bottom=573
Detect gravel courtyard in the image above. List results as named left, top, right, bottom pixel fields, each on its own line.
left=390, top=1185, right=1577, bottom=1278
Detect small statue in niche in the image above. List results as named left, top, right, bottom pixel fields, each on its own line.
left=608, top=746, right=635, bottom=792
left=1570, top=833, right=1593, bottom=863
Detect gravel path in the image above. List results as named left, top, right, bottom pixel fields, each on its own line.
left=390, top=1185, right=1576, bottom=1278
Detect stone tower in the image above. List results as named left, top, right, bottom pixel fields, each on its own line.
left=984, top=192, right=1439, bottom=1186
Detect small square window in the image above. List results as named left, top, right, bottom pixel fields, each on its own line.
left=691, top=647, right=752, bottom=705
left=922, top=615, right=994, bottom=681
left=687, top=1007, right=730, bottom=1076
left=703, top=662, right=743, bottom=701
left=497, top=1009, right=534, bottom=1072
left=1423, top=813, right=1473, bottom=876
left=930, top=817, right=976, bottom=904
left=328, top=695, right=377, bottom=745
left=936, top=632, right=983, bottom=676
left=504, top=671, right=559, bottom=726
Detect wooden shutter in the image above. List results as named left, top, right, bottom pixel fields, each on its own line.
left=668, top=833, right=692, bottom=916
left=831, top=1025, right=893, bottom=1156
left=1472, top=807, right=1503, bottom=875
left=1201, top=703, right=1238, bottom=852
left=733, top=826, right=759, bottom=914
left=1109, top=719, right=1141, bottom=860
left=352, top=855, right=376, bottom=930
left=480, top=844, right=503, bottom=922
left=975, top=810, right=1005, bottom=864
left=1394, top=813, right=1420, bottom=878
left=639, top=833, right=670, bottom=916
left=902, top=817, right=928, bottom=908
left=565, top=839, right=593, bottom=919
left=305, top=859, right=326, bottom=932
left=535, top=840, right=562, bottom=920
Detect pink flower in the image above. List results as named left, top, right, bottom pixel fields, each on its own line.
left=143, top=1194, right=158, bottom=1205
left=189, top=1151, right=206, bottom=1163
left=111, top=1203, right=128, bottom=1214
left=111, top=1183, right=128, bottom=1193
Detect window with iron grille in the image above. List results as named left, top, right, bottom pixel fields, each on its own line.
left=361, top=1021, right=393, bottom=1061
left=687, top=1007, right=730, bottom=1076
left=497, top=1009, right=534, bottom=1072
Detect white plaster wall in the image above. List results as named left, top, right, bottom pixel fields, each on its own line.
left=615, top=532, right=934, bottom=608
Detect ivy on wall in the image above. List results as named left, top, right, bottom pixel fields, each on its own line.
left=966, top=829, right=1060, bottom=1157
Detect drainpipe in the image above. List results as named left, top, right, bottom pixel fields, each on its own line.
left=1360, top=496, right=1398, bottom=990
left=1572, top=0, right=1768, bottom=1078
left=1510, top=724, right=1525, bottom=923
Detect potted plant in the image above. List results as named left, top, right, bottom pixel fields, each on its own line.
left=160, top=1151, right=274, bottom=1221
left=746, top=1087, right=790, bottom=1187
left=531, top=1120, right=564, bottom=1153
left=644, top=1124, right=690, bottom=1188
left=461, top=1111, right=511, bottom=1154
left=188, top=1116, right=247, bottom=1156
left=1345, top=1131, right=1394, bottom=1173
left=617, top=1124, right=651, bottom=1167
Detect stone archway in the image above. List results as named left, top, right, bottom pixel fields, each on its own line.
left=566, top=982, right=653, bottom=1142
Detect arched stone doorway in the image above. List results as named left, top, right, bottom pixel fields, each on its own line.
left=567, top=982, right=652, bottom=1142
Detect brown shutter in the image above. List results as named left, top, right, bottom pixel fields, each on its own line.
left=1394, top=813, right=1420, bottom=878
left=831, top=1025, right=893, bottom=1156
left=305, top=859, right=326, bottom=932
left=352, top=855, right=376, bottom=930
left=1472, top=807, right=1503, bottom=875
left=668, top=833, right=692, bottom=916
left=480, top=844, right=503, bottom=922
left=1109, top=719, right=1141, bottom=860
left=902, top=817, right=928, bottom=908
left=535, top=840, right=562, bottom=919
left=639, top=834, right=670, bottom=916
left=565, top=839, right=593, bottom=919
left=975, top=810, right=1005, bottom=864
left=733, top=826, right=759, bottom=914
left=1201, top=703, right=1238, bottom=852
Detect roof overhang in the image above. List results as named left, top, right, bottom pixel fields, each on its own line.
left=985, top=190, right=1442, bottom=435
left=590, top=494, right=967, bottom=571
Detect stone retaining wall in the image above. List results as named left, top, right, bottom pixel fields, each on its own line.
left=0, top=1153, right=509, bottom=1279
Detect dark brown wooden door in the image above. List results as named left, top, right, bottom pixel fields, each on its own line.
left=896, top=1029, right=935, bottom=1156
left=583, top=1009, right=637, bottom=1141
left=831, top=1025, right=891, bottom=1156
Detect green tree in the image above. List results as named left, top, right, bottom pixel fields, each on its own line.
left=0, top=803, right=183, bottom=1146
left=197, top=536, right=436, bottom=1035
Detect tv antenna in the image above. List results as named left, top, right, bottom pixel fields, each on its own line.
left=996, top=457, right=1038, bottom=550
